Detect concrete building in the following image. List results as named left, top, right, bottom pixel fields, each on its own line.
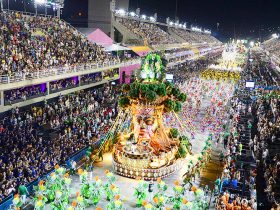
left=88, top=0, right=129, bottom=35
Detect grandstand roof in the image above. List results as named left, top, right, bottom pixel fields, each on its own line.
left=128, top=46, right=152, bottom=57
left=78, top=28, right=113, bottom=46
left=104, top=44, right=130, bottom=52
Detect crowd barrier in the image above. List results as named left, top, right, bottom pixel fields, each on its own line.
left=0, top=195, right=13, bottom=210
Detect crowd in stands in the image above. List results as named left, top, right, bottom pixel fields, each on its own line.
left=0, top=84, right=120, bottom=203
left=116, top=17, right=178, bottom=45
left=103, top=68, right=119, bottom=79
left=168, top=61, right=205, bottom=81
left=253, top=94, right=280, bottom=208
left=249, top=53, right=280, bottom=208
left=167, top=55, right=221, bottom=83
left=216, top=191, right=257, bottom=210
left=215, top=51, right=280, bottom=210
left=215, top=93, right=257, bottom=210
left=0, top=11, right=116, bottom=77
left=170, top=28, right=221, bottom=45
left=164, top=46, right=192, bottom=55
left=49, top=78, right=78, bottom=93
left=80, top=72, right=102, bottom=85
left=263, top=38, right=280, bottom=58
left=4, top=84, right=47, bottom=105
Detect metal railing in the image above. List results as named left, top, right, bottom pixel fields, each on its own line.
left=0, top=59, right=141, bottom=85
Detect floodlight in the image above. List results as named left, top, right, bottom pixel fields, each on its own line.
left=129, top=12, right=136, bottom=17
left=141, top=15, right=146, bottom=20
left=272, top=33, right=279, bottom=39
left=35, top=0, right=46, bottom=4
left=117, top=9, right=126, bottom=16
left=150, top=16, right=155, bottom=22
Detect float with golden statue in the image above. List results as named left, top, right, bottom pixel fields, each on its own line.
left=113, top=53, right=190, bottom=180
left=90, top=53, right=191, bottom=180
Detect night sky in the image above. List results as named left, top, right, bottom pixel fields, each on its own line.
left=129, top=0, right=280, bottom=41
left=4, top=0, right=280, bottom=41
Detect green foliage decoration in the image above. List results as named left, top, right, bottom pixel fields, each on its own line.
left=121, top=84, right=130, bottom=92
left=139, top=84, right=149, bottom=94
left=145, top=90, right=157, bottom=102
left=172, top=88, right=181, bottom=98
left=149, top=83, right=158, bottom=92
left=174, top=101, right=182, bottom=113
left=128, top=83, right=140, bottom=99
left=156, top=83, right=167, bottom=96
left=169, top=128, right=179, bottom=138
left=177, top=93, right=187, bottom=102
left=118, top=97, right=130, bottom=108
left=164, top=99, right=175, bottom=112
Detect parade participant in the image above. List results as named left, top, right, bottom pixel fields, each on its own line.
left=18, top=185, right=29, bottom=204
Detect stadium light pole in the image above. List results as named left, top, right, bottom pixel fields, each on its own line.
left=0, top=0, right=3, bottom=11
left=54, top=0, right=64, bottom=19
left=35, top=0, right=46, bottom=15
left=34, top=2, right=37, bottom=15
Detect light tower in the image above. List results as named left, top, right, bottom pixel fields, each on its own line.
left=88, top=0, right=129, bottom=34
left=34, top=0, right=64, bottom=18
left=0, top=0, right=3, bottom=11
left=52, top=0, right=64, bottom=19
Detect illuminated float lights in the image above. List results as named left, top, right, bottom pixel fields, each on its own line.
left=111, top=53, right=191, bottom=180
left=112, top=157, right=183, bottom=180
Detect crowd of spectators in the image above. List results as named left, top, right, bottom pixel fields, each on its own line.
left=215, top=93, right=257, bottom=210
left=170, top=28, right=222, bottom=45
left=167, top=59, right=210, bottom=83
left=253, top=94, right=280, bottom=208
left=0, top=11, right=117, bottom=77
left=216, top=191, right=257, bottom=210
left=167, top=52, right=222, bottom=83
left=103, top=68, right=119, bottom=79
left=215, top=50, right=280, bottom=209
left=116, top=17, right=178, bottom=45
left=49, top=78, right=79, bottom=93
left=249, top=53, right=280, bottom=209
left=4, top=84, right=47, bottom=105
left=80, top=72, right=102, bottom=85
left=263, top=37, right=280, bottom=58
left=0, top=84, right=120, bottom=203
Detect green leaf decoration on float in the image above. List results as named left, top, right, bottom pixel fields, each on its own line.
left=118, top=53, right=187, bottom=113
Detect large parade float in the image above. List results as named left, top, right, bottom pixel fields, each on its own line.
left=200, top=42, right=247, bottom=82
left=110, top=53, right=191, bottom=180
left=208, top=42, right=247, bottom=72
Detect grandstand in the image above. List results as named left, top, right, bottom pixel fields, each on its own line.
left=0, top=9, right=224, bottom=111
left=0, top=11, right=117, bottom=77
left=112, top=13, right=222, bottom=47
left=169, top=27, right=222, bottom=45
left=263, top=36, right=280, bottom=59
left=115, top=16, right=178, bottom=45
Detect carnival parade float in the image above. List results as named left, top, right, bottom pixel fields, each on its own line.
left=111, top=53, right=191, bottom=180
